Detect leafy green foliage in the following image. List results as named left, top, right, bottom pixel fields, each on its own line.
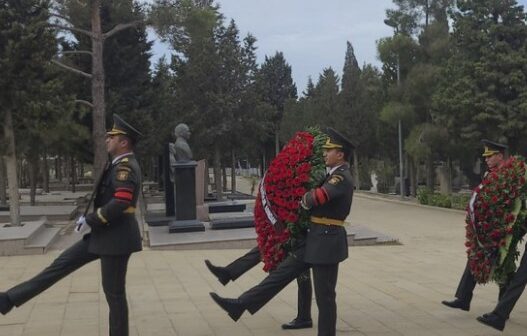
left=0, top=0, right=79, bottom=157
left=433, top=0, right=527, bottom=153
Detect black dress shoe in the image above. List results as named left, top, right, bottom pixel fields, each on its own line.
left=441, top=299, right=470, bottom=311
left=205, top=260, right=231, bottom=286
left=477, top=312, right=506, bottom=331
left=482, top=312, right=509, bottom=320
left=209, top=292, right=245, bottom=321
left=0, top=292, right=13, bottom=315
left=281, top=318, right=313, bottom=329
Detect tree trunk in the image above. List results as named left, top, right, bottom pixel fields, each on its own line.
left=42, top=151, right=49, bottom=193
left=0, top=156, right=7, bottom=205
left=70, top=155, right=77, bottom=193
left=55, top=155, right=61, bottom=181
left=353, top=151, right=360, bottom=190
left=91, top=0, right=107, bottom=178
left=261, top=148, right=266, bottom=176
left=446, top=157, right=453, bottom=194
left=64, top=154, right=70, bottom=186
left=203, top=159, right=209, bottom=197
left=3, top=111, right=21, bottom=225
left=274, top=130, right=280, bottom=156
left=222, top=166, right=227, bottom=192
left=28, top=152, right=39, bottom=206
left=231, top=149, right=236, bottom=194
left=426, top=153, right=434, bottom=191
left=409, top=159, right=417, bottom=197
left=213, top=145, right=223, bottom=200
left=19, top=160, right=26, bottom=188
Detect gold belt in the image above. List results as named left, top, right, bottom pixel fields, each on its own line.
left=310, top=216, right=344, bottom=226
left=123, top=207, right=136, bottom=214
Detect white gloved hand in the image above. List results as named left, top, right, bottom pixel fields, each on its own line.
left=300, top=199, right=311, bottom=210
left=75, top=215, right=89, bottom=234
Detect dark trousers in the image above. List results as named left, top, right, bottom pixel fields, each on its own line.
left=455, top=262, right=510, bottom=305
left=494, top=246, right=527, bottom=319
left=295, top=269, right=312, bottom=321
left=239, top=246, right=310, bottom=315
left=455, top=264, right=476, bottom=303
left=226, top=247, right=261, bottom=281
left=226, top=246, right=312, bottom=320
left=312, top=263, right=339, bottom=336
left=6, top=239, right=131, bottom=336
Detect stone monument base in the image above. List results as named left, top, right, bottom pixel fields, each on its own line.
left=196, top=204, right=209, bottom=222
left=144, top=213, right=176, bottom=227
left=169, top=219, right=205, bottom=233
left=207, top=201, right=246, bottom=213
left=209, top=217, right=254, bottom=230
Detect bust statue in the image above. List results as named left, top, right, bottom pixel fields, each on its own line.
left=169, top=123, right=193, bottom=164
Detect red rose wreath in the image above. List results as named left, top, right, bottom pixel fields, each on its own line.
left=465, top=156, right=527, bottom=284
left=254, top=128, right=327, bottom=271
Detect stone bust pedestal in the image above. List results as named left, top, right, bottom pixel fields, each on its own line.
left=168, top=161, right=205, bottom=233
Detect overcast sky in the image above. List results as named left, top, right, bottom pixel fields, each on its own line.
left=150, top=0, right=527, bottom=94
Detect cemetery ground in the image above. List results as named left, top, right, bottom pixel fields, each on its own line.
left=0, top=178, right=526, bottom=335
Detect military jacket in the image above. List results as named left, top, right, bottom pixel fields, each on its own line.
left=85, top=153, right=142, bottom=255
left=302, top=163, right=353, bottom=264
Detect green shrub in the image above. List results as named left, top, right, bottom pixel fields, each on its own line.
left=416, top=187, right=432, bottom=205
left=428, top=193, right=452, bottom=208
left=374, top=160, right=394, bottom=194
left=417, top=188, right=472, bottom=209
left=451, top=194, right=471, bottom=210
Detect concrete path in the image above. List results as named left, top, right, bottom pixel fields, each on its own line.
left=1, top=191, right=526, bottom=335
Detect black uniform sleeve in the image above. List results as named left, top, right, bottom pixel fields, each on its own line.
left=86, top=162, right=138, bottom=227
left=301, top=172, right=348, bottom=209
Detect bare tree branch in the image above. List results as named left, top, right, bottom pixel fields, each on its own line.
left=103, top=20, right=143, bottom=40
left=49, top=23, right=94, bottom=38
left=62, top=50, right=93, bottom=56
left=52, top=59, right=92, bottom=78
left=50, top=12, right=73, bottom=25
left=75, top=100, right=94, bottom=108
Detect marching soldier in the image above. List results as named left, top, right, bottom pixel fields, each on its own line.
left=301, top=127, right=353, bottom=336
left=209, top=127, right=354, bottom=336
left=205, top=248, right=313, bottom=329
left=477, top=236, right=527, bottom=331
left=0, top=114, right=143, bottom=336
left=442, top=139, right=510, bottom=312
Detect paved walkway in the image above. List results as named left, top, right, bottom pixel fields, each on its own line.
left=1, top=182, right=527, bottom=335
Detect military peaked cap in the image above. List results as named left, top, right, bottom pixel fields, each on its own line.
left=481, top=139, right=508, bottom=157
left=322, top=127, right=355, bottom=154
left=107, top=114, right=143, bottom=144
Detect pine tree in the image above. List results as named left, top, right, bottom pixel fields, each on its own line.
left=340, top=42, right=363, bottom=187
left=256, top=52, right=298, bottom=155
left=152, top=0, right=260, bottom=198
left=51, top=0, right=145, bottom=175
left=0, top=0, right=65, bottom=222
left=101, top=1, right=154, bottom=160
left=433, top=0, right=527, bottom=153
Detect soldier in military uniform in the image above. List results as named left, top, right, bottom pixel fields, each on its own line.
left=205, top=247, right=313, bottom=329
left=0, top=114, right=143, bottom=336
left=478, top=233, right=527, bottom=331
left=301, top=128, right=353, bottom=336
left=476, top=147, right=527, bottom=331
left=209, top=127, right=354, bottom=336
left=442, top=139, right=510, bottom=313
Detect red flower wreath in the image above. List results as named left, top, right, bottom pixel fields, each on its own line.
left=254, top=128, right=327, bottom=271
left=465, top=156, right=527, bottom=284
